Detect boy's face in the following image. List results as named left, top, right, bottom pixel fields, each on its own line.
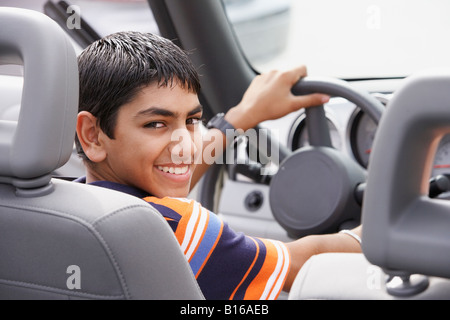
left=95, top=82, right=203, bottom=198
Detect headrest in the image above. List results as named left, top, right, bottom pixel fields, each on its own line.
left=0, top=8, right=78, bottom=191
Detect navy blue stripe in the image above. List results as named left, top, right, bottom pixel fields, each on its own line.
left=76, top=177, right=151, bottom=199
left=196, top=223, right=257, bottom=300
left=232, top=237, right=267, bottom=300
left=149, top=202, right=182, bottom=232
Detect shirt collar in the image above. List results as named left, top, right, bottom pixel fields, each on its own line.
left=74, top=176, right=151, bottom=199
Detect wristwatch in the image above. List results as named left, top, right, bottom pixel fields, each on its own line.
left=206, top=113, right=235, bottom=135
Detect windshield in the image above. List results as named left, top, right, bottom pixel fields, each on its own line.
left=4, top=0, right=450, bottom=80
left=225, top=0, right=450, bottom=79
left=66, top=0, right=158, bottom=37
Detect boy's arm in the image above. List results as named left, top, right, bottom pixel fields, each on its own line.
left=190, top=66, right=329, bottom=189
left=224, top=66, right=329, bottom=131
left=190, top=127, right=226, bottom=190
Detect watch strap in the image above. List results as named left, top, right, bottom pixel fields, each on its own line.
left=206, top=113, right=235, bottom=134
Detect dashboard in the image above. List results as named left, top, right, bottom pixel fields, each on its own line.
left=288, top=93, right=389, bottom=171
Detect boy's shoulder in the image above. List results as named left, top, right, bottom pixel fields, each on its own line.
left=143, top=196, right=202, bottom=219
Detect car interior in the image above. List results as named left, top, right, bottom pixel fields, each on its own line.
left=1, top=0, right=450, bottom=300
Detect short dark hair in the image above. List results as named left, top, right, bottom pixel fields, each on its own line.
left=75, top=31, right=201, bottom=161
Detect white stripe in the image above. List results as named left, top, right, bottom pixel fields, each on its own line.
left=268, top=242, right=290, bottom=300
left=180, top=201, right=200, bottom=253
left=185, top=206, right=208, bottom=261
left=260, top=240, right=287, bottom=300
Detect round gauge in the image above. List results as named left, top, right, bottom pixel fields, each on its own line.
left=349, top=105, right=450, bottom=177
left=432, top=135, right=450, bottom=177
left=349, top=110, right=377, bottom=168
left=348, top=94, right=388, bottom=169
left=289, top=114, right=342, bottom=150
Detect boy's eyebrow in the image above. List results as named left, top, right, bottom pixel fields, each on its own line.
left=135, top=104, right=203, bottom=119
left=187, top=105, right=203, bottom=117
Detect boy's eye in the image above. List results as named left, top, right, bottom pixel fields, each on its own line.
left=144, top=121, right=166, bottom=129
left=187, top=117, right=203, bottom=126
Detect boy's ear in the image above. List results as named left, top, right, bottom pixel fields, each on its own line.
left=76, top=111, right=107, bottom=163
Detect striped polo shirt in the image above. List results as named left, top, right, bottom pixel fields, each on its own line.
left=79, top=179, right=291, bottom=300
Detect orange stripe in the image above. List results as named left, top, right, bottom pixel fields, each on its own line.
left=229, top=237, right=260, bottom=300
left=176, top=200, right=196, bottom=246
left=145, top=197, right=195, bottom=245
left=187, top=208, right=209, bottom=262
left=180, top=203, right=200, bottom=256
left=243, top=239, right=279, bottom=300
left=194, top=219, right=224, bottom=278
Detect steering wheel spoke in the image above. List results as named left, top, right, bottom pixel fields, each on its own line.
left=305, top=105, right=333, bottom=148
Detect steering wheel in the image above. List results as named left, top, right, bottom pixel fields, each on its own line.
left=269, top=77, right=384, bottom=238
left=198, top=77, right=385, bottom=239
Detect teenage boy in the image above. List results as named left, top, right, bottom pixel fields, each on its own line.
left=75, top=31, right=362, bottom=300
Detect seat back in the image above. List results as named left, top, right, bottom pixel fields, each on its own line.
left=0, top=7, right=204, bottom=300
left=362, top=69, right=450, bottom=280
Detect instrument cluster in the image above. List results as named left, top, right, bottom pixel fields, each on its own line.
left=288, top=94, right=450, bottom=181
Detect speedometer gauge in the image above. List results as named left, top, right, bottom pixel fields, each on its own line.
left=348, top=94, right=388, bottom=169
left=432, top=135, right=450, bottom=177
left=348, top=110, right=377, bottom=168
left=349, top=105, right=450, bottom=179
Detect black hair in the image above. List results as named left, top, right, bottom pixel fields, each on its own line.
left=75, top=31, right=201, bottom=161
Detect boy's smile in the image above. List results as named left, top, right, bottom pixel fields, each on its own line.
left=85, top=82, right=203, bottom=198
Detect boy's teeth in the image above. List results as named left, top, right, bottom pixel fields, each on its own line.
left=158, top=166, right=188, bottom=175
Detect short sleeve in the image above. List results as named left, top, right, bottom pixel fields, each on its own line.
left=144, top=196, right=291, bottom=300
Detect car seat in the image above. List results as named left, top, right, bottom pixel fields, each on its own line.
left=0, top=7, right=204, bottom=300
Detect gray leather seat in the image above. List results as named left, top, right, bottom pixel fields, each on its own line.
left=289, top=253, right=450, bottom=300
left=0, top=7, right=204, bottom=300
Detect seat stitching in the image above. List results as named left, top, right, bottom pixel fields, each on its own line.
left=0, top=202, right=152, bottom=299
left=0, top=278, right=125, bottom=300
